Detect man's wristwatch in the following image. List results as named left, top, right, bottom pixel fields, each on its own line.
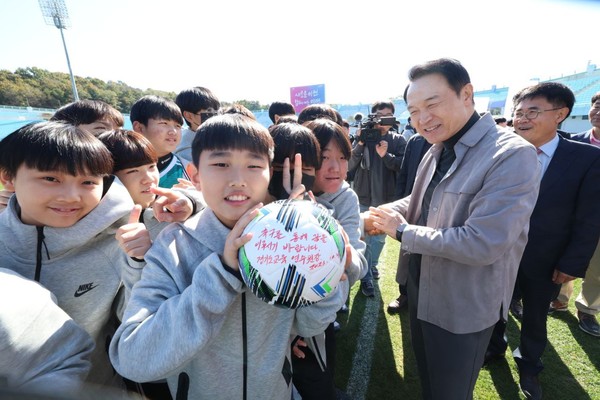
left=395, top=223, right=407, bottom=242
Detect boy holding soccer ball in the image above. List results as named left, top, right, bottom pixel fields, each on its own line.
left=110, top=114, right=356, bottom=400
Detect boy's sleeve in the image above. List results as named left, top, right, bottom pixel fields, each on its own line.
left=331, top=192, right=368, bottom=284
left=0, top=271, right=94, bottom=394
left=109, top=239, right=244, bottom=383
left=111, top=247, right=146, bottom=321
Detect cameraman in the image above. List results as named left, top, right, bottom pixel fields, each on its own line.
left=350, top=101, right=407, bottom=297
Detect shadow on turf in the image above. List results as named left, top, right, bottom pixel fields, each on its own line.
left=551, top=310, right=600, bottom=374
left=335, top=280, right=422, bottom=399
left=485, top=315, right=592, bottom=400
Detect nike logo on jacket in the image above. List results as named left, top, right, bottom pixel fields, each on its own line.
left=74, top=283, right=98, bottom=297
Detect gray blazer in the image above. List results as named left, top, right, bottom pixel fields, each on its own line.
left=389, top=114, right=541, bottom=334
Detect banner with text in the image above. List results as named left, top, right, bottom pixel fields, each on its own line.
left=290, top=84, right=325, bottom=113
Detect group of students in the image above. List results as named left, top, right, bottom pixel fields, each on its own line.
left=2, top=64, right=599, bottom=400
left=0, top=88, right=369, bottom=399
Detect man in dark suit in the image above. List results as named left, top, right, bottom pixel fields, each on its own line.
left=487, top=83, right=600, bottom=399
left=551, top=91, right=600, bottom=336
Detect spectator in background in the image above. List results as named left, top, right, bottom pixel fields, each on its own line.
left=297, top=104, right=344, bottom=126
left=401, top=117, right=416, bottom=141
left=131, top=95, right=189, bottom=189
left=220, top=103, right=257, bottom=120
left=549, top=91, right=600, bottom=337
left=494, top=116, right=508, bottom=128
left=341, top=120, right=351, bottom=137
left=174, top=86, right=220, bottom=166
left=268, top=101, right=296, bottom=127
left=275, top=114, right=298, bottom=125
left=351, top=101, right=406, bottom=297
left=50, top=99, right=124, bottom=135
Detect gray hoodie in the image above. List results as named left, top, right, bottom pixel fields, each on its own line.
left=299, top=182, right=368, bottom=371
left=0, top=268, right=94, bottom=395
left=110, top=208, right=349, bottom=400
left=0, top=181, right=141, bottom=386
left=317, top=181, right=367, bottom=285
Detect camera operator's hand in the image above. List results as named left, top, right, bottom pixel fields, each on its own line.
left=376, top=140, right=388, bottom=158
left=355, top=128, right=364, bottom=146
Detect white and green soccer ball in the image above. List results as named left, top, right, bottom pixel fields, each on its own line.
left=238, top=199, right=347, bottom=309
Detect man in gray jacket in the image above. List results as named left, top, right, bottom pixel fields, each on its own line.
left=367, top=58, right=540, bottom=399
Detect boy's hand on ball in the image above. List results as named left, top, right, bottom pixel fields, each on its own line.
left=223, top=203, right=263, bottom=270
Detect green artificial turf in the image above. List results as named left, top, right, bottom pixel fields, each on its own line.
left=333, top=238, right=600, bottom=400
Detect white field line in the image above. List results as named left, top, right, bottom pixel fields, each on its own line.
left=345, top=284, right=380, bottom=400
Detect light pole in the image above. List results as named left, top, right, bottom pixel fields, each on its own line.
left=39, top=0, right=79, bottom=102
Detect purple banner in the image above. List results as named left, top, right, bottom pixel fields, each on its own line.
left=290, top=84, right=325, bottom=113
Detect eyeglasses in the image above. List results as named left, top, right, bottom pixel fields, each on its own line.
left=191, top=111, right=217, bottom=123
left=200, top=112, right=216, bottom=121
left=512, top=107, right=563, bottom=121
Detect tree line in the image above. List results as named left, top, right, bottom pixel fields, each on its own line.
left=0, top=67, right=266, bottom=113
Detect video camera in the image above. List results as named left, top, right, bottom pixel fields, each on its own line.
left=356, top=114, right=397, bottom=143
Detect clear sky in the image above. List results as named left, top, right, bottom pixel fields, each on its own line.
left=0, top=0, right=598, bottom=105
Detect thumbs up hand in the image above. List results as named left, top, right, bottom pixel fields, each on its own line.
left=116, top=205, right=152, bottom=260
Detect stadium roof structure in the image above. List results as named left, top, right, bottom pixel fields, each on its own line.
left=332, top=64, right=600, bottom=123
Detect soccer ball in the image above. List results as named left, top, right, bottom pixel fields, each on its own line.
left=238, top=199, right=347, bottom=309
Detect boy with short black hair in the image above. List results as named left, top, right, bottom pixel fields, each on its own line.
left=268, top=101, right=296, bottom=125
left=0, top=100, right=125, bottom=212
left=98, top=129, right=203, bottom=259
left=174, top=86, right=220, bottom=166
left=110, top=114, right=355, bottom=400
left=0, top=121, right=140, bottom=387
left=130, top=95, right=189, bottom=189
left=51, top=99, right=124, bottom=135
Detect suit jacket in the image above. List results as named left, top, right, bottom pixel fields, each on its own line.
left=570, top=128, right=594, bottom=144
left=518, top=135, right=600, bottom=280
left=395, top=134, right=432, bottom=199
left=389, top=114, right=541, bottom=334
